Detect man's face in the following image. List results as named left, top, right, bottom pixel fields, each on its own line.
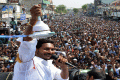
left=37, top=43, right=55, bottom=60
left=107, top=66, right=112, bottom=70
left=108, top=72, right=113, bottom=77
left=116, top=63, right=119, bottom=68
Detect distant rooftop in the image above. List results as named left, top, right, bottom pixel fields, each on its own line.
left=0, top=0, right=7, bottom=3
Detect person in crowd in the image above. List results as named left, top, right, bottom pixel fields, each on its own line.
left=10, top=18, right=17, bottom=30
left=106, top=71, right=117, bottom=80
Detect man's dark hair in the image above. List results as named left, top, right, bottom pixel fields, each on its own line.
left=36, top=39, right=54, bottom=49
left=11, top=18, right=14, bottom=21
left=87, top=69, right=105, bottom=79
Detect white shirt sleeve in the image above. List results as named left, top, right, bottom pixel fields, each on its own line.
left=18, top=37, right=37, bottom=62
left=51, top=65, right=69, bottom=80
left=54, top=70, right=69, bottom=80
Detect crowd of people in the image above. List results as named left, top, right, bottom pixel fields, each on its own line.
left=48, top=13, right=120, bottom=79
left=0, top=18, right=22, bottom=72
left=0, top=38, right=18, bottom=72
left=0, top=10, right=120, bottom=79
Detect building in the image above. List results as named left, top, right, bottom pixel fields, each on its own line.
left=0, top=0, right=55, bottom=24
left=0, top=0, right=21, bottom=25
left=20, top=0, right=54, bottom=15
left=94, top=0, right=102, bottom=11
left=87, top=3, right=95, bottom=16
left=101, top=0, right=115, bottom=4
left=20, top=0, right=42, bottom=14
left=94, top=0, right=120, bottom=19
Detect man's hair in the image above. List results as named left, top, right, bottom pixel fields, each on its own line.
left=36, top=39, right=54, bottom=49
left=87, top=69, right=105, bottom=79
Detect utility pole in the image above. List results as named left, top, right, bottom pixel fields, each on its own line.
left=7, top=0, right=11, bottom=35
left=42, top=0, right=43, bottom=10
left=42, top=0, right=44, bottom=20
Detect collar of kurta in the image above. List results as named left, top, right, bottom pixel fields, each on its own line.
left=34, top=56, right=53, bottom=66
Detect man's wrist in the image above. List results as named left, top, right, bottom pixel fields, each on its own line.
left=29, top=18, right=38, bottom=27
left=61, top=66, right=68, bottom=70
left=31, top=16, right=38, bottom=20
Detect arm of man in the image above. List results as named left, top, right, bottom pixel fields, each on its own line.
left=102, top=64, right=106, bottom=74
left=61, top=66, right=69, bottom=79
left=23, top=4, right=42, bottom=41
left=54, top=55, right=69, bottom=79
left=112, top=61, right=116, bottom=72
left=18, top=4, right=42, bottom=62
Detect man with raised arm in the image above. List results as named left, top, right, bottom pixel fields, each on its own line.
left=13, top=4, right=69, bottom=80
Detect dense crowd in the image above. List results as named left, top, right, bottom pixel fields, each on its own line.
left=48, top=14, right=120, bottom=79
left=0, top=12, right=120, bottom=79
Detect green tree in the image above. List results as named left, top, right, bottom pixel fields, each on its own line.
left=55, top=5, right=67, bottom=14
left=73, top=8, right=79, bottom=14
left=82, top=4, right=87, bottom=11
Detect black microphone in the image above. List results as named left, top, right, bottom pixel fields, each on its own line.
left=51, top=54, right=77, bottom=68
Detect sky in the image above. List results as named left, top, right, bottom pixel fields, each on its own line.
left=52, top=0, right=94, bottom=8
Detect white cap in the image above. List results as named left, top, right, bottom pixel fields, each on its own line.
left=55, top=51, right=66, bottom=57
left=73, top=59, right=77, bottom=61
left=61, top=52, right=66, bottom=57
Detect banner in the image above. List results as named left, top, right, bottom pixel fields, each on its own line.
left=2, top=5, right=13, bottom=18
left=9, top=0, right=19, bottom=3
left=20, top=14, right=26, bottom=20
left=2, top=6, right=13, bottom=11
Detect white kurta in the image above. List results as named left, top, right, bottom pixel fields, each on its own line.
left=13, top=38, right=68, bottom=80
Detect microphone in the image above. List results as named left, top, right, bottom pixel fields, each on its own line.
left=51, top=54, right=77, bottom=68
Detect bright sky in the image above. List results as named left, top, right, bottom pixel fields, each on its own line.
left=52, top=0, right=94, bottom=8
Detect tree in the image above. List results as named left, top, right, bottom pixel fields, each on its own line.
left=82, top=4, right=87, bottom=11
left=73, top=8, right=79, bottom=14
left=55, top=5, right=67, bottom=14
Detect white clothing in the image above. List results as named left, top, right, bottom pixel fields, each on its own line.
left=13, top=38, right=68, bottom=80
left=115, top=68, right=120, bottom=74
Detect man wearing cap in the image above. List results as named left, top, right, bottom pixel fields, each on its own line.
left=13, top=4, right=69, bottom=80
